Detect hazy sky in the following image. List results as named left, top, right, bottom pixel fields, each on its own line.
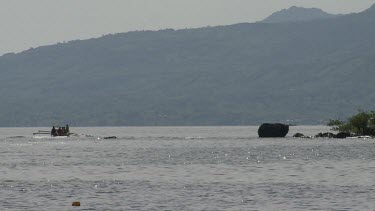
left=1, top=0, right=374, bottom=55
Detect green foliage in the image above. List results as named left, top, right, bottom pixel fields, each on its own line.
left=327, top=119, right=343, bottom=126
left=327, top=119, right=344, bottom=131
left=328, top=110, right=375, bottom=135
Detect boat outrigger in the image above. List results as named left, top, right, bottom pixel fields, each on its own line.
left=33, top=125, right=71, bottom=137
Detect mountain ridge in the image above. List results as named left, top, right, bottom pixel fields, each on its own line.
left=261, top=6, right=339, bottom=23
left=0, top=4, right=375, bottom=126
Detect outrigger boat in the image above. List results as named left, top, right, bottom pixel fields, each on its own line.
left=33, top=125, right=71, bottom=137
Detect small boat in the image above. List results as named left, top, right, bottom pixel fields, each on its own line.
left=33, top=130, right=52, bottom=136
left=33, top=125, right=71, bottom=137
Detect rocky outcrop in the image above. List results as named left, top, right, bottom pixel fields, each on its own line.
left=293, top=133, right=315, bottom=138
left=104, top=136, right=117, bottom=139
left=293, top=133, right=305, bottom=138
left=258, top=123, right=289, bottom=138
left=335, top=132, right=351, bottom=139
left=292, top=131, right=365, bottom=139
left=314, top=132, right=352, bottom=139
left=315, top=132, right=335, bottom=138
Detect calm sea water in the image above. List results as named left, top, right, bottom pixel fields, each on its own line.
left=0, top=126, right=375, bottom=210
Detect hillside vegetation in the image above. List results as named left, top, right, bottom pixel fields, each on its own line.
left=328, top=110, right=375, bottom=136
left=1, top=5, right=375, bottom=126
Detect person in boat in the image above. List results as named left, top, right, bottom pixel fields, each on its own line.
left=51, top=126, right=57, bottom=136
left=65, top=125, right=69, bottom=134
left=57, top=127, right=63, bottom=136
left=61, top=127, right=66, bottom=135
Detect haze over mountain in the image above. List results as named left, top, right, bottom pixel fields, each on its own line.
left=1, top=4, right=375, bottom=126
left=261, top=6, right=339, bottom=23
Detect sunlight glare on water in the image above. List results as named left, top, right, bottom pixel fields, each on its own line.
left=0, top=126, right=375, bottom=210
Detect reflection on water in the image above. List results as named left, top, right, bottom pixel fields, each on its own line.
left=0, top=126, right=374, bottom=210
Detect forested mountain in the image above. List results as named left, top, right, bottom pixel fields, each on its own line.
left=1, top=4, right=375, bottom=126
left=261, top=6, right=338, bottom=23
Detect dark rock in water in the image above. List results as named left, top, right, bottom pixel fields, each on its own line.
left=335, top=132, right=351, bottom=139
left=72, top=201, right=80, bottom=206
left=258, top=123, right=289, bottom=138
left=293, top=133, right=305, bottom=138
left=104, top=136, right=117, bottom=139
left=315, top=132, right=335, bottom=138
left=314, top=132, right=352, bottom=139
